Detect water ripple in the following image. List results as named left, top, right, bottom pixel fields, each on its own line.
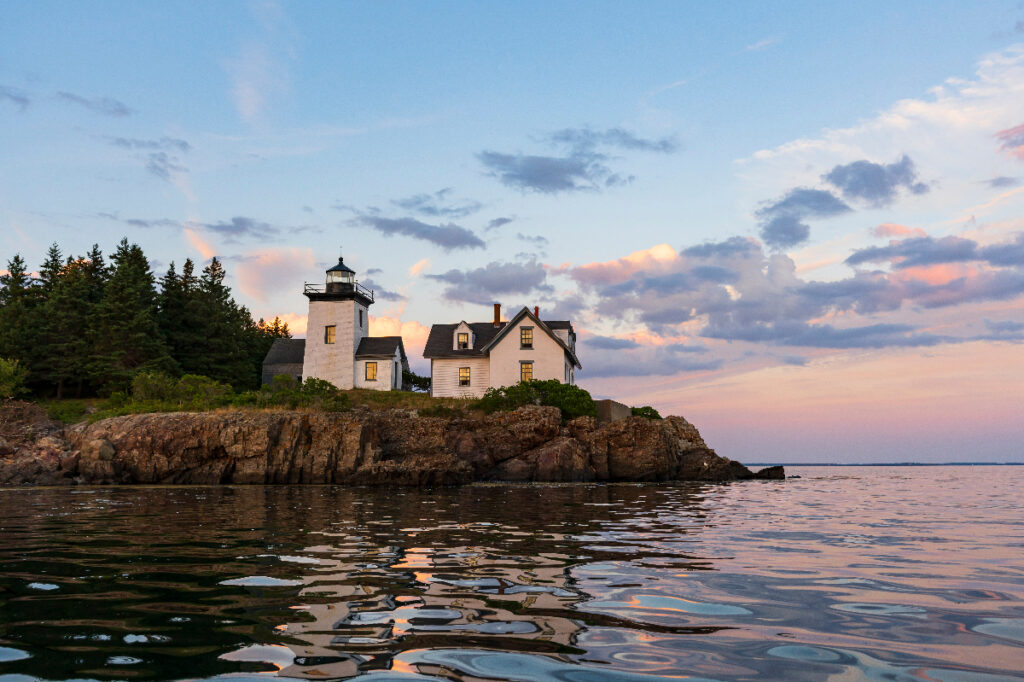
left=0, top=467, right=1022, bottom=680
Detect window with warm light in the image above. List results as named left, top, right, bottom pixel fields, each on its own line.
left=324, top=325, right=336, bottom=344
left=365, top=362, right=377, bottom=381
left=520, top=361, right=533, bottom=382
left=459, top=367, right=470, bottom=386
left=457, top=332, right=469, bottom=349
left=520, top=326, right=533, bottom=349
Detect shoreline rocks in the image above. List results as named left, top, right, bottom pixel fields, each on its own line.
left=0, top=402, right=783, bottom=486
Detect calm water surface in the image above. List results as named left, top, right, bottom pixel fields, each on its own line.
left=0, top=466, right=1022, bottom=681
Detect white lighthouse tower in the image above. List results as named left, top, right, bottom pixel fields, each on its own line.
left=301, top=257, right=374, bottom=389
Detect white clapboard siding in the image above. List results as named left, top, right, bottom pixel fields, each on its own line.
left=431, top=357, right=490, bottom=398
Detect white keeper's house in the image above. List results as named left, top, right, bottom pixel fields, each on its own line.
left=261, top=258, right=409, bottom=390
left=423, top=304, right=582, bottom=398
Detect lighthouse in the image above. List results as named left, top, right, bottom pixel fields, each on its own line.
left=300, top=257, right=375, bottom=389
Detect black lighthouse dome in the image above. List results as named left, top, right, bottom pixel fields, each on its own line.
left=304, top=256, right=374, bottom=305
left=326, top=257, right=356, bottom=286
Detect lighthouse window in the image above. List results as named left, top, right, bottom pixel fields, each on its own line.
left=359, top=309, right=363, bottom=328
left=365, top=362, right=377, bottom=381
left=459, top=367, right=470, bottom=386
left=457, top=332, right=469, bottom=349
left=324, top=325, right=336, bottom=344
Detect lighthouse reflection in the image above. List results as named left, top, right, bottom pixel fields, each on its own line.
left=230, top=484, right=715, bottom=679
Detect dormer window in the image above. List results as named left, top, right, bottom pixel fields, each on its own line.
left=457, top=332, right=469, bottom=349
left=520, top=326, right=533, bottom=349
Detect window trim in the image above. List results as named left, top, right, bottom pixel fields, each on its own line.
left=520, top=326, right=534, bottom=349
left=459, top=366, right=470, bottom=386
left=457, top=332, right=469, bottom=349
left=324, top=325, right=336, bottom=344
left=520, top=360, right=533, bottom=383
left=365, top=361, right=377, bottom=381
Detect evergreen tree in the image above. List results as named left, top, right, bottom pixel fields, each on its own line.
left=184, top=257, right=255, bottom=388
left=158, top=261, right=196, bottom=371
left=82, top=244, right=109, bottom=305
left=44, top=257, right=95, bottom=397
left=37, top=243, right=64, bottom=293
left=88, top=239, right=175, bottom=391
left=0, top=255, right=38, bottom=376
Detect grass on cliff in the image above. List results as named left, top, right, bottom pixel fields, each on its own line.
left=37, top=372, right=653, bottom=426
left=39, top=372, right=477, bottom=424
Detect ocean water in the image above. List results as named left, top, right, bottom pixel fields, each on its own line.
left=0, top=466, right=1022, bottom=681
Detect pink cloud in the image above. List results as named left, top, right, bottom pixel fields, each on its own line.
left=872, top=222, right=926, bottom=238
left=235, top=247, right=316, bottom=303
left=183, top=226, right=216, bottom=260
left=370, top=315, right=431, bottom=371
left=893, top=263, right=979, bottom=286
left=996, top=122, right=1024, bottom=159
left=569, top=244, right=677, bottom=288
left=274, top=312, right=307, bottom=336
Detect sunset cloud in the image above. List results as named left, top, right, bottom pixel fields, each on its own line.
left=182, top=227, right=216, bottom=260
left=996, top=122, right=1024, bottom=158
left=234, top=247, right=315, bottom=303
left=872, top=223, right=927, bottom=238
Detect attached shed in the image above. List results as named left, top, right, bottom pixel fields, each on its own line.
left=355, top=336, right=410, bottom=390
left=262, top=338, right=306, bottom=385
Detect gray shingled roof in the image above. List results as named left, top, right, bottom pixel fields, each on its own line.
left=422, top=322, right=507, bottom=358
left=479, top=307, right=581, bottom=368
left=263, top=338, right=306, bottom=365
left=356, top=336, right=407, bottom=360
left=423, top=309, right=580, bottom=368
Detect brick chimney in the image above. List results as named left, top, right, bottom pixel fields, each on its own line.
left=533, top=305, right=539, bottom=318
left=493, top=303, right=501, bottom=327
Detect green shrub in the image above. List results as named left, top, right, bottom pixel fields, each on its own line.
left=131, top=371, right=231, bottom=407
left=631, top=405, right=662, bottom=420
left=418, top=404, right=464, bottom=419
left=45, top=400, right=90, bottom=424
left=131, top=371, right=179, bottom=401
left=177, top=374, right=231, bottom=402
left=254, top=375, right=350, bottom=411
left=476, top=379, right=596, bottom=421
left=403, top=369, right=431, bottom=392
left=0, top=357, right=29, bottom=399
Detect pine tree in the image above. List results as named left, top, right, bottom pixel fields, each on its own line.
left=183, top=257, right=255, bottom=388
left=158, top=261, right=193, bottom=371
left=44, top=257, right=95, bottom=397
left=0, top=255, right=39, bottom=376
left=88, top=239, right=175, bottom=391
left=37, top=243, right=64, bottom=293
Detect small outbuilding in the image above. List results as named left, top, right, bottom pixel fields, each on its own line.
left=261, top=338, right=306, bottom=385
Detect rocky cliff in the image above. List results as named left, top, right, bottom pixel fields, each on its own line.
left=0, top=402, right=784, bottom=485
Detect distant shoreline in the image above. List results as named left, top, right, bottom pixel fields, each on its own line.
left=747, top=462, right=1024, bottom=467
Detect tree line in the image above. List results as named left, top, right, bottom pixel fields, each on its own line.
left=0, top=239, right=290, bottom=398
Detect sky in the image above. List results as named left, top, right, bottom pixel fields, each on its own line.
left=2, top=1, right=1023, bottom=463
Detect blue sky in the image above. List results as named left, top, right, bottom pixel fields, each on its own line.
left=3, top=1, right=1023, bottom=463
